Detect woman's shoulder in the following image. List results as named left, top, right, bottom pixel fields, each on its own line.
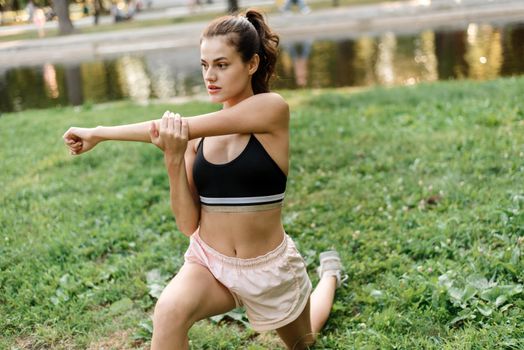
left=252, top=92, right=287, bottom=106
left=250, top=92, right=289, bottom=121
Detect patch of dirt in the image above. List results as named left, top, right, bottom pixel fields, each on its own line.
left=14, top=337, right=37, bottom=350
left=14, top=336, right=76, bottom=350
left=87, top=330, right=147, bottom=350
left=255, top=330, right=285, bottom=350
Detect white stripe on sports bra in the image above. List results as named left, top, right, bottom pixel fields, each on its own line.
left=199, top=192, right=285, bottom=205
left=201, top=201, right=283, bottom=213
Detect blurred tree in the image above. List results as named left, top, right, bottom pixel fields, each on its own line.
left=93, top=0, right=104, bottom=25
left=52, top=0, right=74, bottom=35
left=227, top=0, right=237, bottom=13
left=12, top=0, right=21, bottom=10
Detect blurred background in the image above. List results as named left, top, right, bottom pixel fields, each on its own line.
left=1, top=0, right=523, bottom=113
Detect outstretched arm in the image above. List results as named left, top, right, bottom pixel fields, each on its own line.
left=185, top=92, right=289, bottom=139
left=63, top=119, right=161, bottom=155
left=63, top=92, right=288, bottom=155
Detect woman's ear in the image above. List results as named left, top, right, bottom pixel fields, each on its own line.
left=248, top=54, right=260, bottom=75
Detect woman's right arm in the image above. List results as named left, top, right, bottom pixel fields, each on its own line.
left=63, top=118, right=162, bottom=155
left=159, top=114, right=200, bottom=236
left=164, top=140, right=200, bottom=237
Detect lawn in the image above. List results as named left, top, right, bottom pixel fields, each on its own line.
left=1, top=77, right=523, bottom=349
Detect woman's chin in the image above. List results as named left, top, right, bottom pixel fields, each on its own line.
left=208, top=94, right=226, bottom=103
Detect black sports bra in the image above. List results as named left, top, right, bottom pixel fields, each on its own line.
left=193, top=134, right=287, bottom=212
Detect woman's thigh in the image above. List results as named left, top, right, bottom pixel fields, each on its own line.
left=275, top=298, right=315, bottom=350
left=155, top=262, right=237, bottom=326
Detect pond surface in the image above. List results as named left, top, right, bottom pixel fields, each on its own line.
left=1, top=21, right=523, bottom=113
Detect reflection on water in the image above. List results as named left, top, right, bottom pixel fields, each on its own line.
left=415, top=30, right=438, bottom=83
left=116, top=56, right=151, bottom=104
left=1, top=22, right=524, bottom=112
left=43, top=63, right=59, bottom=99
left=64, top=66, right=83, bottom=106
left=376, top=32, right=396, bottom=85
left=281, top=40, right=313, bottom=87
left=353, top=36, right=375, bottom=86
left=465, top=24, right=503, bottom=80
left=150, top=61, right=176, bottom=100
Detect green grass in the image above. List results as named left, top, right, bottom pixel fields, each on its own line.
left=1, top=77, right=524, bottom=349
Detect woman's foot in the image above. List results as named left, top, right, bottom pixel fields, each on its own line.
left=317, top=250, right=348, bottom=288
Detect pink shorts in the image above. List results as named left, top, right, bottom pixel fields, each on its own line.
left=184, top=229, right=312, bottom=331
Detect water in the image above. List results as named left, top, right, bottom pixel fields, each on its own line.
left=1, top=22, right=523, bottom=113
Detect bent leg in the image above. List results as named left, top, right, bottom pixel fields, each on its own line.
left=152, top=263, right=237, bottom=350
left=276, top=275, right=337, bottom=350
left=310, top=275, right=337, bottom=334
left=276, top=299, right=314, bottom=350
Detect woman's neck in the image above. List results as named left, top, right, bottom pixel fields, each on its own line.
left=223, top=90, right=254, bottom=109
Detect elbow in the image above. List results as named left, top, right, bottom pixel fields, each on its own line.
left=176, top=219, right=199, bottom=237
left=269, top=93, right=290, bottom=123
left=281, top=101, right=290, bottom=122
left=179, top=226, right=196, bottom=238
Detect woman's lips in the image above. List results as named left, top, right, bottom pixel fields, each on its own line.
left=207, top=85, right=221, bottom=94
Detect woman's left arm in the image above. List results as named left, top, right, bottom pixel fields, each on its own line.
left=64, top=93, right=288, bottom=155
left=185, top=92, right=289, bottom=139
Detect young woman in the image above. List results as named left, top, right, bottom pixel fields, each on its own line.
left=63, top=10, right=346, bottom=350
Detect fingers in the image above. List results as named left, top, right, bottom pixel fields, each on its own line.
left=70, top=141, right=82, bottom=149
left=64, top=131, right=82, bottom=154
left=181, top=118, right=189, bottom=139
left=63, top=128, right=83, bottom=156
left=69, top=142, right=83, bottom=154
left=65, top=139, right=79, bottom=148
left=160, top=111, right=183, bottom=136
left=149, top=121, right=158, bottom=138
left=63, top=128, right=79, bottom=143
left=161, top=110, right=170, bottom=133
left=172, top=112, right=181, bottom=137
left=69, top=145, right=81, bottom=155
left=158, top=111, right=186, bottom=151
left=167, top=112, right=175, bottom=135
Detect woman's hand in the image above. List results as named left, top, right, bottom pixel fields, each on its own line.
left=150, top=111, right=188, bottom=161
left=62, top=127, right=102, bottom=155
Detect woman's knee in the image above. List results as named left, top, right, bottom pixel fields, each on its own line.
left=153, top=292, right=196, bottom=332
left=288, top=333, right=316, bottom=350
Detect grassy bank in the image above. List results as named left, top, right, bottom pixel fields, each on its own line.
left=1, top=77, right=523, bottom=349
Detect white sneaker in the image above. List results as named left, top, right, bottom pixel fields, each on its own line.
left=317, top=250, right=348, bottom=288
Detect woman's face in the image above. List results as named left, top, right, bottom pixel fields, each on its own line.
left=200, top=36, right=258, bottom=107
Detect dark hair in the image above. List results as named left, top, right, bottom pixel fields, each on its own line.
left=201, top=9, right=280, bottom=94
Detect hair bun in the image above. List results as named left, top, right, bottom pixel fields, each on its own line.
left=245, top=10, right=263, bottom=26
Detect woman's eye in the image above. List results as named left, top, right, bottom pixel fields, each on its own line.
left=201, top=64, right=208, bottom=70
left=218, top=63, right=228, bottom=69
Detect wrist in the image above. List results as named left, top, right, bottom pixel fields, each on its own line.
left=164, top=152, right=185, bottom=167
left=92, top=126, right=106, bottom=142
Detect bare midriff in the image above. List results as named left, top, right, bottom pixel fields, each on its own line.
left=198, top=207, right=285, bottom=259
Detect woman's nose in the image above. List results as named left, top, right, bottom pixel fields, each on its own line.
left=204, top=68, right=216, bottom=82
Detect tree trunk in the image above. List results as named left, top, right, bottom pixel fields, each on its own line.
left=93, top=0, right=104, bottom=25
left=53, top=0, right=74, bottom=35
left=227, top=0, right=238, bottom=13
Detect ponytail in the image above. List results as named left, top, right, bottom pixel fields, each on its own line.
left=245, top=10, right=279, bottom=94
left=201, top=9, right=280, bottom=94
